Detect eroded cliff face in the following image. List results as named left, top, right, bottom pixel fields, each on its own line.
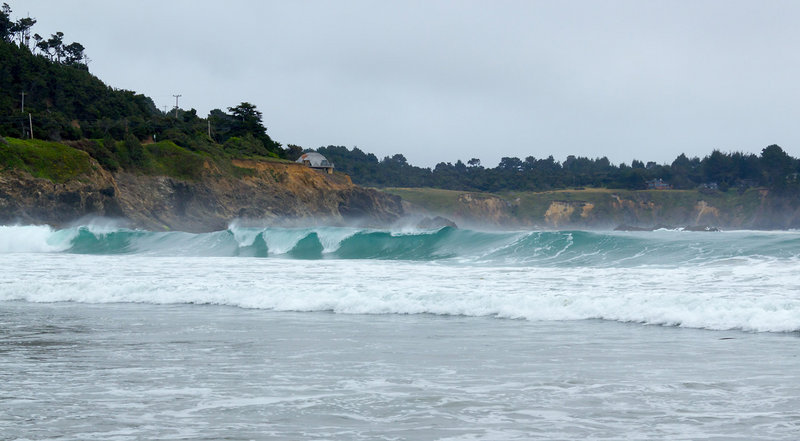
left=539, top=193, right=800, bottom=229
left=390, top=188, right=800, bottom=230
left=454, top=193, right=515, bottom=225
left=543, top=201, right=596, bottom=228
left=0, top=159, right=403, bottom=232
left=0, top=161, right=122, bottom=225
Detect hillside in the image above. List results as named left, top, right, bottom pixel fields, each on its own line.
left=0, top=137, right=403, bottom=231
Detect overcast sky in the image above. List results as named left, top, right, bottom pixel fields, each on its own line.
left=18, top=0, right=800, bottom=167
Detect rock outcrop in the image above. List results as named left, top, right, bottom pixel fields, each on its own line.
left=0, top=159, right=404, bottom=232
left=453, top=193, right=515, bottom=225
left=385, top=188, right=800, bottom=230
left=0, top=162, right=122, bottom=226
left=543, top=201, right=595, bottom=228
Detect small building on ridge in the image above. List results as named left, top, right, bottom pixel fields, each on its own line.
left=296, top=152, right=334, bottom=174
left=646, top=178, right=671, bottom=190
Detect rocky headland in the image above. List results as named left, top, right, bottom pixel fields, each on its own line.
left=0, top=154, right=404, bottom=232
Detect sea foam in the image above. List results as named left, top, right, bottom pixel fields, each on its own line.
left=1, top=251, right=798, bottom=333
left=0, top=225, right=75, bottom=253
left=2, top=224, right=799, bottom=333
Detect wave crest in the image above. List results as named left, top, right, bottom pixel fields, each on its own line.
left=1, top=224, right=800, bottom=266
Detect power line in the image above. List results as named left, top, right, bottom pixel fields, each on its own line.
left=172, top=94, right=182, bottom=118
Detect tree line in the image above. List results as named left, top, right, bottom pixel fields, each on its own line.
left=317, top=145, right=800, bottom=193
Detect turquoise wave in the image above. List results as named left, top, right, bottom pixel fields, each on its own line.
left=2, top=224, right=800, bottom=266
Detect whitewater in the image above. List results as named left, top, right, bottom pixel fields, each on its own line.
left=1, top=223, right=799, bottom=332
left=2, top=222, right=800, bottom=440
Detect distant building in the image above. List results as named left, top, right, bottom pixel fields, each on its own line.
left=296, top=152, right=334, bottom=174
left=646, top=178, right=671, bottom=190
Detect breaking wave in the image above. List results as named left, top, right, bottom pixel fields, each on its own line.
left=2, top=223, right=800, bottom=266
left=2, top=223, right=800, bottom=333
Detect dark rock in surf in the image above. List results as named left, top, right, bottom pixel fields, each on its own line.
left=683, top=225, right=720, bottom=232
left=416, top=216, right=458, bottom=230
left=613, top=224, right=652, bottom=231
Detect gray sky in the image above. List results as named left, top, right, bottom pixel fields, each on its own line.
left=19, top=0, right=800, bottom=167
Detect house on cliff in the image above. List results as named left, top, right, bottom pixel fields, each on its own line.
left=296, top=152, right=334, bottom=174
left=646, top=178, right=671, bottom=190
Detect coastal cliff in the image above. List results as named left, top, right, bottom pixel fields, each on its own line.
left=384, top=187, right=800, bottom=230
left=0, top=149, right=403, bottom=232
left=3, top=136, right=798, bottom=232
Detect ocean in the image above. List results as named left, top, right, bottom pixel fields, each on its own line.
left=1, top=223, right=799, bottom=440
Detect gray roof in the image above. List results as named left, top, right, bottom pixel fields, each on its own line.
left=296, top=152, right=333, bottom=168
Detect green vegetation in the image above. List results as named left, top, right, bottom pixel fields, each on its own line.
left=143, top=141, right=206, bottom=180
left=321, top=146, right=800, bottom=195
left=0, top=137, right=91, bottom=182
left=0, top=2, right=288, bottom=181
left=382, top=187, right=481, bottom=214
left=0, top=136, right=221, bottom=182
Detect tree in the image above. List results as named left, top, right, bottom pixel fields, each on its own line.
left=63, top=41, right=85, bottom=64
left=498, top=156, right=523, bottom=171
left=286, top=144, right=304, bottom=161
left=760, top=144, right=793, bottom=189
left=388, top=153, right=408, bottom=165
left=208, top=108, right=234, bottom=138
left=0, top=3, right=12, bottom=42
left=39, top=31, right=64, bottom=61
left=124, top=134, right=145, bottom=166
left=670, top=153, right=694, bottom=189
left=11, top=16, right=35, bottom=47
left=32, top=32, right=42, bottom=52
left=702, top=150, right=733, bottom=186
left=222, top=102, right=283, bottom=157
left=227, top=102, right=264, bottom=134
left=730, top=151, right=761, bottom=183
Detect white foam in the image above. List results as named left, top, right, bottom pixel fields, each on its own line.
left=0, top=225, right=76, bottom=253
left=80, top=218, right=126, bottom=236
left=261, top=229, right=311, bottom=255
left=2, top=253, right=798, bottom=333
left=228, top=223, right=263, bottom=248
left=390, top=226, right=443, bottom=236
left=313, top=227, right=359, bottom=253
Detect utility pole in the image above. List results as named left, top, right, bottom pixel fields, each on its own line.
left=20, top=92, right=26, bottom=113
left=208, top=119, right=211, bottom=138
left=172, top=94, right=182, bottom=118
left=29, top=113, right=33, bottom=139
